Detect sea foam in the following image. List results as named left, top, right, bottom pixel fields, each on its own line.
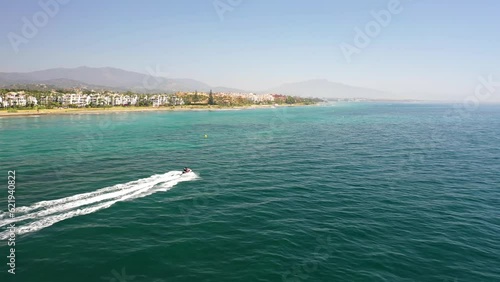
left=0, top=171, right=197, bottom=240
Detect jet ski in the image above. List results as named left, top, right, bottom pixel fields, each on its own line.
left=182, top=167, right=192, bottom=174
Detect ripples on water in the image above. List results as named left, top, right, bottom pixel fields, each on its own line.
left=0, top=103, right=499, bottom=282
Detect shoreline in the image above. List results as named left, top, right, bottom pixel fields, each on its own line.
left=0, top=104, right=312, bottom=118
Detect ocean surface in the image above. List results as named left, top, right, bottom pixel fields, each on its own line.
left=1, top=103, right=499, bottom=282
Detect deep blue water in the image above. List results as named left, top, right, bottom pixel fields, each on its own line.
left=1, top=103, right=499, bottom=282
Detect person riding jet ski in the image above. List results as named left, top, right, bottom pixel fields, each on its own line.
left=182, top=167, right=192, bottom=174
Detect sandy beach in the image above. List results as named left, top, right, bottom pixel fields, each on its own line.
left=0, top=104, right=307, bottom=118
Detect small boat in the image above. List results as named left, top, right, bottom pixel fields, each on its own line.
left=182, top=167, right=192, bottom=174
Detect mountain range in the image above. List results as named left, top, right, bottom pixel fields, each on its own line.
left=0, top=66, right=391, bottom=99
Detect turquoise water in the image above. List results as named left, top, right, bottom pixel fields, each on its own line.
left=1, top=103, right=499, bottom=282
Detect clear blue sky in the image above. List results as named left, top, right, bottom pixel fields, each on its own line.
left=1, top=0, right=499, bottom=99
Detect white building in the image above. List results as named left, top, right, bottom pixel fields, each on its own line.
left=169, top=96, right=184, bottom=106
left=151, top=95, right=170, bottom=107
left=5, top=92, right=27, bottom=107
left=27, top=96, right=38, bottom=106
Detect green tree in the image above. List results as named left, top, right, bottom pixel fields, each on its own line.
left=208, top=90, right=215, bottom=105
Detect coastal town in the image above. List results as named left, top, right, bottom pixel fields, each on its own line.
left=0, top=87, right=322, bottom=110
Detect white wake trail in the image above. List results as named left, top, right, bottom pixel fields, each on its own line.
left=0, top=172, right=177, bottom=227
left=13, top=172, right=177, bottom=215
left=0, top=171, right=197, bottom=240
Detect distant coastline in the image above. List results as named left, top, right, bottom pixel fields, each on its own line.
left=1, top=87, right=323, bottom=118
left=0, top=104, right=317, bottom=118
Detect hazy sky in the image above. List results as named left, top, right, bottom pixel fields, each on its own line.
left=1, top=0, right=499, bottom=99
